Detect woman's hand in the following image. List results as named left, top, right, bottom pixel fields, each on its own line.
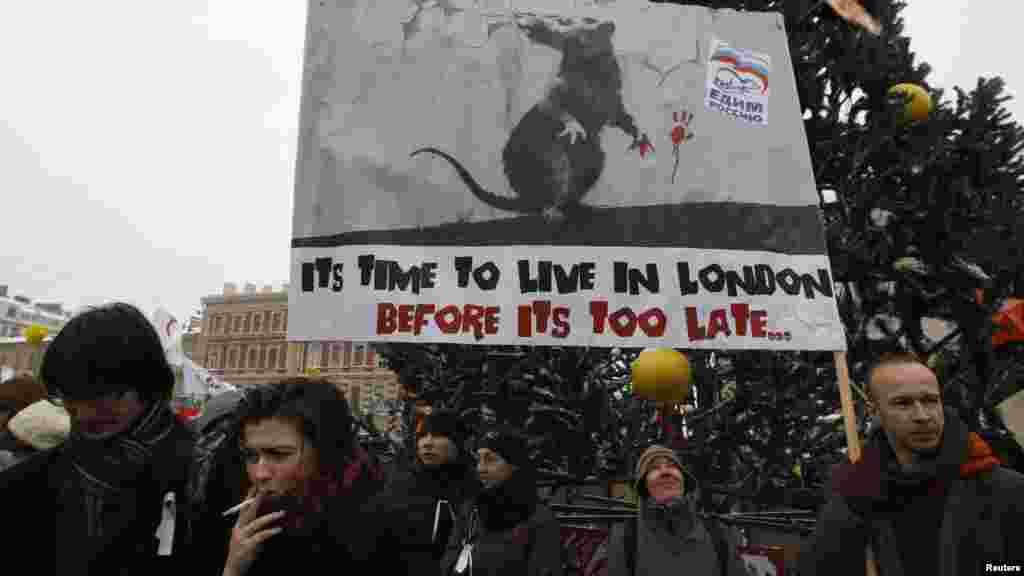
left=223, top=489, right=286, bottom=576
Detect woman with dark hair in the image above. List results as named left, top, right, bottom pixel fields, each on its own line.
left=213, top=377, right=383, bottom=576
left=444, top=426, right=564, bottom=576
left=356, top=409, right=479, bottom=575
left=0, top=302, right=195, bottom=575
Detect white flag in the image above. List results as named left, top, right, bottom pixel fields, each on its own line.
left=152, top=308, right=185, bottom=367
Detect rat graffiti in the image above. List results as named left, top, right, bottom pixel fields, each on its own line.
left=411, top=13, right=653, bottom=224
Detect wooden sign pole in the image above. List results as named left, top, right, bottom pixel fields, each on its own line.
left=834, top=351, right=879, bottom=576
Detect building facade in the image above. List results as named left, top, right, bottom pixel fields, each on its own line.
left=0, top=285, right=71, bottom=339
left=194, top=283, right=399, bottom=414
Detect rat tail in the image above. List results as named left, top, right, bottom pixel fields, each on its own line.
left=411, top=147, right=525, bottom=213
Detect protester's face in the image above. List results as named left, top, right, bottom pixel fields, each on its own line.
left=869, top=362, right=944, bottom=464
left=418, top=432, right=455, bottom=466
left=645, top=456, right=684, bottom=503
left=242, top=417, right=318, bottom=498
left=63, top=389, right=146, bottom=439
left=477, top=448, right=516, bottom=488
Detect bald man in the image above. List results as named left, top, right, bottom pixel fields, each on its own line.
left=800, top=353, right=1024, bottom=576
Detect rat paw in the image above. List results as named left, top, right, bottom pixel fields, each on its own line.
left=542, top=206, right=566, bottom=223
left=558, top=118, right=587, bottom=145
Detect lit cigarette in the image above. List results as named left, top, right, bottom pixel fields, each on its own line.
left=222, top=497, right=257, bottom=517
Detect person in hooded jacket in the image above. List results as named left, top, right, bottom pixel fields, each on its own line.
left=601, top=445, right=749, bottom=576
left=355, top=409, right=479, bottom=575
left=443, top=426, right=564, bottom=576
left=798, top=352, right=1024, bottom=576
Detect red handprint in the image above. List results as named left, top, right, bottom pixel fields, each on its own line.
left=670, top=110, right=695, bottom=184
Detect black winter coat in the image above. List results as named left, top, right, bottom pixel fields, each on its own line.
left=0, top=418, right=195, bottom=576
left=799, top=412, right=1024, bottom=576
left=442, top=468, right=564, bottom=576
left=356, top=460, right=479, bottom=576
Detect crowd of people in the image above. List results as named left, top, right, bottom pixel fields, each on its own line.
left=0, top=302, right=1022, bottom=575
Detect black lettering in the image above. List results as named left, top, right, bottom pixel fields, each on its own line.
left=454, top=257, right=473, bottom=288
left=387, top=261, right=418, bottom=293
left=553, top=264, right=580, bottom=294
left=677, top=262, right=699, bottom=295
left=614, top=262, right=628, bottom=293
left=776, top=268, right=802, bottom=296
left=699, top=264, right=725, bottom=293
left=538, top=261, right=553, bottom=292
left=301, top=261, right=315, bottom=292
left=580, top=263, right=596, bottom=290
left=421, top=262, right=437, bottom=289
left=474, top=262, right=500, bottom=291
left=358, top=255, right=375, bottom=286
left=374, top=259, right=389, bottom=290
left=628, top=264, right=660, bottom=295
left=754, top=264, right=776, bottom=295
left=725, top=266, right=757, bottom=297
left=315, top=257, right=332, bottom=289
left=800, top=269, right=834, bottom=299
left=332, top=263, right=343, bottom=292
left=518, top=260, right=538, bottom=293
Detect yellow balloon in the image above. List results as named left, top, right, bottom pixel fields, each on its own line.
left=23, top=324, right=48, bottom=347
left=631, top=348, right=691, bottom=403
left=888, top=83, right=932, bottom=124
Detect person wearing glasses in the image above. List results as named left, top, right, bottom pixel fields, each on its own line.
left=211, top=377, right=383, bottom=576
left=445, top=425, right=564, bottom=576
left=0, top=302, right=196, bottom=575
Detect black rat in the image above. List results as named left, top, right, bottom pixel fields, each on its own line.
left=410, top=14, right=650, bottom=223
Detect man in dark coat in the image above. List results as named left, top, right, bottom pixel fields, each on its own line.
left=444, top=426, right=564, bottom=576
left=0, top=303, right=196, bottom=575
left=356, top=409, right=479, bottom=575
left=799, top=353, right=1024, bottom=576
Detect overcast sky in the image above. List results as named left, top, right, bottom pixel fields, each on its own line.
left=1, top=1, right=1019, bottom=324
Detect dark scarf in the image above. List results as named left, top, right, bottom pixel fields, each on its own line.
left=62, top=399, right=179, bottom=539
left=476, top=467, right=537, bottom=533
left=416, top=460, right=474, bottom=500
left=643, top=494, right=696, bottom=539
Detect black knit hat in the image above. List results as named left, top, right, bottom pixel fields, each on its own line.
left=421, top=409, right=463, bottom=445
left=478, top=426, right=531, bottom=469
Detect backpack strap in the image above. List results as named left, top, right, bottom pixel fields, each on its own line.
left=704, top=517, right=730, bottom=576
left=624, top=516, right=637, bottom=576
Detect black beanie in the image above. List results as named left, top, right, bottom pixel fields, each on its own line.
left=478, top=426, right=531, bottom=469
left=421, top=409, right=463, bottom=445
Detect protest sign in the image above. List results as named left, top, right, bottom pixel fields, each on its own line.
left=289, top=0, right=845, bottom=351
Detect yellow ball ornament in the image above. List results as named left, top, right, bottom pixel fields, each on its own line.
left=23, top=324, right=48, bottom=347
left=888, top=83, right=932, bottom=125
left=630, top=348, right=692, bottom=403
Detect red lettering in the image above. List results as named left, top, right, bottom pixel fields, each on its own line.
left=751, top=310, right=767, bottom=337
left=484, top=307, right=500, bottom=335
left=463, top=304, right=485, bottom=341
left=435, top=305, right=461, bottom=334
left=730, top=303, right=750, bottom=337
left=637, top=308, right=667, bottom=337
left=397, top=304, right=415, bottom=332
left=413, top=304, right=434, bottom=335
left=552, top=307, right=570, bottom=338
left=707, top=309, right=731, bottom=339
left=532, top=301, right=552, bottom=334
left=518, top=305, right=533, bottom=337
left=685, top=306, right=705, bottom=341
left=377, top=303, right=397, bottom=334
left=590, top=301, right=609, bottom=334
left=609, top=307, right=637, bottom=337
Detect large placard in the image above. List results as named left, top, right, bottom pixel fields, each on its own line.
left=289, top=0, right=845, bottom=350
